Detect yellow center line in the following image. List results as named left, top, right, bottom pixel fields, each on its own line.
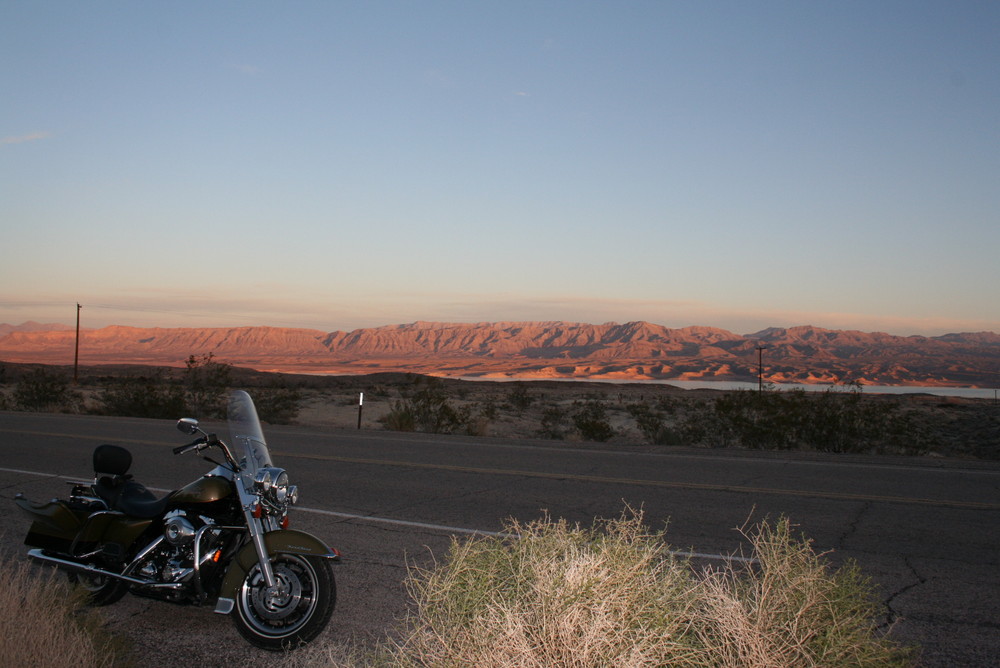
left=3, top=430, right=994, bottom=510
left=0, top=428, right=172, bottom=447
left=275, top=451, right=1000, bottom=511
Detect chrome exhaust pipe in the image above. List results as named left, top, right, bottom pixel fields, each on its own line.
left=27, top=549, right=184, bottom=590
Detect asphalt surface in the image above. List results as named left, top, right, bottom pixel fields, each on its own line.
left=1, top=410, right=998, bottom=666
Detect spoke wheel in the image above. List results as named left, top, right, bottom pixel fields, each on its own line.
left=233, top=553, right=335, bottom=650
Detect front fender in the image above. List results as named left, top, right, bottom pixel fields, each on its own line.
left=214, top=529, right=339, bottom=614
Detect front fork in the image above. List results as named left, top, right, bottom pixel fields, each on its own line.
left=235, top=475, right=277, bottom=588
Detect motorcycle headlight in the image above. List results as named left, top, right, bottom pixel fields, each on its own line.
left=253, top=468, right=275, bottom=492
left=253, top=467, right=292, bottom=510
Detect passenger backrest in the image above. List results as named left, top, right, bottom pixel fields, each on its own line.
left=93, top=444, right=132, bottom=477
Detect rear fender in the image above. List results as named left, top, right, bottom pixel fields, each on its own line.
left=214, top=529, right=339, bottom=614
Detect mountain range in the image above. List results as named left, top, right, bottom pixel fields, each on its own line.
left=2, top=320, right=999, bottom=387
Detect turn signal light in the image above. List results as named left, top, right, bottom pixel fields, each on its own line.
left=280, top=515, right=290, bottom=530
left=212, top=549, right=222, bottom=563
left=252, top=503, right=263, bottom=519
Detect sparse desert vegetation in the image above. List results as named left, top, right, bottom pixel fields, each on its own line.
left=1, top=360, right=998, bottom=459
left=0, top=550, right=127, bottom=668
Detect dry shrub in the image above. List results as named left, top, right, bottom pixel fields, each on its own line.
left=375, top=509, right=914, bottom=668
left=693, top=518, right=915, bottom=667
left=388, top=509, right=701, bottom=667
left=0, top=554, right=126, bottom=668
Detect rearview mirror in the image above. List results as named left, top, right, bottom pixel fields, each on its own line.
left=176, top=418, right=200, bottom=435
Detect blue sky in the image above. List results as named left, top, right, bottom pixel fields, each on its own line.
left=2, top=1, right=998, bottom=336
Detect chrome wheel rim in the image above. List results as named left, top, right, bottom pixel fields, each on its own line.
left=238, top=554, right=318, bottom=638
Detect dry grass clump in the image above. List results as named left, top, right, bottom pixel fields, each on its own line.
left=0, top=553, right=127, bottom=668
left=694, top=518, right=913, bottom=667
left=366, top=509, right=914, bottom=668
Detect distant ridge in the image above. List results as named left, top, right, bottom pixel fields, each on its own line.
left=1, top=320, right=999, bottom=387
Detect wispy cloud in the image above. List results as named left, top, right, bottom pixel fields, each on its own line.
left=1, top=131, right=52, bottom=146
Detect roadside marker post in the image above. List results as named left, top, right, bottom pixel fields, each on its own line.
left=357, top=392, right=364, bottom=429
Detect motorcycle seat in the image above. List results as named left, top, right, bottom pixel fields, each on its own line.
left=95, top=477, right=172, bottom=519
left=92, top=444, right=175, bottom=518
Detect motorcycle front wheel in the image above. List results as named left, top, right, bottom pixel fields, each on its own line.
left=232, top=553, right=335, bottom=650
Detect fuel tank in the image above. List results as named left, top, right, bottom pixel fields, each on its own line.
left=169, top=475, right=232, bottom=505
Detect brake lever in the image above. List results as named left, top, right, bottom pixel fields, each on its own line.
left=172, top=436, right=207, bottom=455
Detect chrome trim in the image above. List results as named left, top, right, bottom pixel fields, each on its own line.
left=69, top=495, right=109, bottom=509
left=214, top=597, right=235, bottom=614
left=27, top=549, right=183, bottom=590
left=122, top=535, right=166, bottom=577
left=192, top=524, right=244, bottom=598
left=235, top=475, right=276, bottom=588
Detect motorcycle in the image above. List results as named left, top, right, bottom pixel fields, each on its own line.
left=14, top=389, right=338, bottom=650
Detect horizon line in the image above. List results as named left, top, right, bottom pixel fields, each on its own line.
left=2, top=318, right=998, bottom=339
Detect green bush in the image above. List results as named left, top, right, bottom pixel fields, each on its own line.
left=572, top=399, right=615, bottom=441
left=94, top=373, right=186, bottom=419
left=13, top=368, right=82, bottom=413
left=627, top=401, right=684, bottom=445
left=93, top=354, right=241, bottom=420
left=382, top=400, right=417, bottom=431
left=381, top=377, right=469, bottom=434
left=537, top=404, right=569, bottom=439
left=182, top=353, right=232, bottom=418
left=504, top=382, right=535, bottom=412
left=253, top=386, right=303, bottom=424
left=679, top=386, right=933, bottom=454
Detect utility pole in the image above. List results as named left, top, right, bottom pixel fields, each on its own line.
left=756, top=344, right=766, bottom=394
left=73, top=303, right=81, bottom=384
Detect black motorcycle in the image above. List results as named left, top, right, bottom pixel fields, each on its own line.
left=15, top=390, right=338, bottom=650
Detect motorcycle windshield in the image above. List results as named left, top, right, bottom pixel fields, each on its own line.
left=227, top=390, right=273, bottom=477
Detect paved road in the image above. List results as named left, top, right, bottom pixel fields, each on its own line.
left=1, top=411, right=998, bottom=666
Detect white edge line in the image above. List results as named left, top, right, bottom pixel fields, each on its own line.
left=2, top=466, right=756, bottom=564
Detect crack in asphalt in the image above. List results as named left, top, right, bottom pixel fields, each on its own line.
left=838, top=500, right=871, bottom=549
left=881, top=555, right=927, bottom=629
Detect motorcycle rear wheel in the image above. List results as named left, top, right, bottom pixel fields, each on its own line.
left=232, top=553, right=335, bottom=650
left=68, top=570, right=128, bottom=606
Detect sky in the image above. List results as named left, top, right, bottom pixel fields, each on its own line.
left=2, top=1, right=998, bottom=337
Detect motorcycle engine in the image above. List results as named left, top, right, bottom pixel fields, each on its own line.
left=164, top=514, right=196, bottom=545
left=136, top=511, right=223, bottom=588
